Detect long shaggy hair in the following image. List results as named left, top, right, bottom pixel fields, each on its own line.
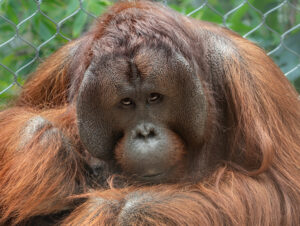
left=0, top=1, right=300, bottom=225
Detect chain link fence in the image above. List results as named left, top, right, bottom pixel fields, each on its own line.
left=0, top=0, right=299, bottom=107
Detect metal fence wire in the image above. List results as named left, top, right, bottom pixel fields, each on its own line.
left=0, top=0, right=299, bottom=100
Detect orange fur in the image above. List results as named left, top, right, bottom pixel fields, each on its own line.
left=0, top=1, right=300, bottom=225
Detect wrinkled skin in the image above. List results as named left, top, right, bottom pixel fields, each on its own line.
left=77, top=47, right=207, bottom=182
left=1, top=1, right=300, bottom=225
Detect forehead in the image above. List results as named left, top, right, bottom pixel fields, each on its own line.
left=89, top=45, right=192, bottom=83
left=84, top=45, right=195, bottom=106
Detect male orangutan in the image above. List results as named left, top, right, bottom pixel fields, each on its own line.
left=0, top=1, right=300, bottom=225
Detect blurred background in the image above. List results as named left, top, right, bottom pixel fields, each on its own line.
left=0, top=0, right=299, bottom=109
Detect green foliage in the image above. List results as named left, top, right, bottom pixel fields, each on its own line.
left=0, top=0, right=112, bottom=107
left=0, top=0, right=299, bottom=108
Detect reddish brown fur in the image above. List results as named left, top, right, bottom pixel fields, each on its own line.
left=1, top=1, right=300, bottom=225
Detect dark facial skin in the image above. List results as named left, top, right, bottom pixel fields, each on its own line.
left=77, top=46, right=207, bottom=183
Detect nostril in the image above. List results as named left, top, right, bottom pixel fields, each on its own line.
left=148, top=130, right=155, bottom=138
left=136, top=128, right=156, bottom=139
left=136, top=130, right=155, bottom=139
left=136, top=132, right=146, bottom=139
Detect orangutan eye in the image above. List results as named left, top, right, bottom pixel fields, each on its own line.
left=148, top=93, right=162, bottom=103
left=121, top=98, right=134, bottom=106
